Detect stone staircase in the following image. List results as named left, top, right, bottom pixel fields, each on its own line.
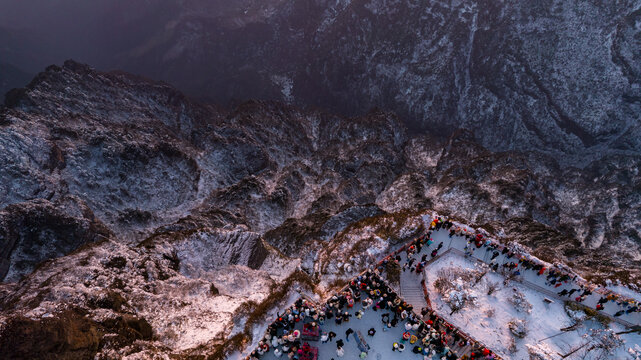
left=454, top=343, right=473, bottom=356
left=400, top=272, right=428, bottom=310
left=397, top=246, right=453, bottom=311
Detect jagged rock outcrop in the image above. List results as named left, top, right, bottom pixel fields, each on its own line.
left=0, top=60, right=640, bottom=358
left=377, top=130, right=641, bottom=279
left=0, top=60, right=408, bottom=280
left=1, top=60, right=640, bottom=285
left=0, top=196, right=112, bottom=282
left=0, top=220, right=286, bottom=357
left=0, top=308, right=152, bottom=360
left=161, top=0, right=641, bottom=162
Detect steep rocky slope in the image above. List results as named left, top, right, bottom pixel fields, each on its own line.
left=0, top=61, right=640, bottom=358
left=0, top=60, right=407, bottom=280
left=2, top=60, right=640, bottom=284
left=377, top=131, right=641, bottom=281
left=0, top=196, right=111, bottom=282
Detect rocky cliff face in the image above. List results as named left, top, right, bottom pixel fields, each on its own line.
left=0, top=60, right=408, bottom=280
left=0, top=196, right=111, bottom=282
left=0, top=61, right=640, bottom=358
left=1, top=59, right=640, bottom=287
left=376, top=130, right=641, bottom=280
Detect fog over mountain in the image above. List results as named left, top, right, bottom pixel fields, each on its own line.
left=1, top=1, right=640, bottom=359
left=2, top=0, right=640, bottom=162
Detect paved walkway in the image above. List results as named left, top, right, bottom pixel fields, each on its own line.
left=253, top=216, right=640, bottom=360
left=389, top=223, right=641, bottom=360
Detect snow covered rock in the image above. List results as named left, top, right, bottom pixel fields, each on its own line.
left=510, top=289, right=533, bottom=314
left=526, top=343, right=557, bottom=360
left=0, top=196, right=112, bottom=282
left=0, top=57, right=641, bottom=359
left=2, top=59, right=641, bottom=288
left=508, top=318, right=528, bottom=338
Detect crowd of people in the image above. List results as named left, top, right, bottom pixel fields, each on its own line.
left=376, top=221, right=500, bottom=359
left=246, top=264, right=499, bottom=360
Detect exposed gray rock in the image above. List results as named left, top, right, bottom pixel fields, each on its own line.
left=320, top=205, right=384, bottom=241
left=0, top=196, right=111, bottom=282
left=75, top=0, right=641, bottom=163
left=1, top=60, right=640, bottom=285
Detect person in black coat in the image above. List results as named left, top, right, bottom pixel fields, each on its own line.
left=328, top=331, right=336, bottom=342
left=345, top=328, right=354, bottom=341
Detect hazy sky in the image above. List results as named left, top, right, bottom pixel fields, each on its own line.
left=0, top=0, right=178, bottom=71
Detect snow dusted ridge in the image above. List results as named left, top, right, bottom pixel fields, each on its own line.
left=2, top=60, right=641, bottom=286
left=8, top=0, right=637, bottom=163
left=0, top=61, right=641, bottom=358
left=0, top=224, right=302, bottom=358
left=0, top=194, right=639, bottom=359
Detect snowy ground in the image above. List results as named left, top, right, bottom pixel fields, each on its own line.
left=378, top=223, right=641, bottom=359
left=421, top=252, right=641, bottom=360
left=417, top=227, right=641, bottom=327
